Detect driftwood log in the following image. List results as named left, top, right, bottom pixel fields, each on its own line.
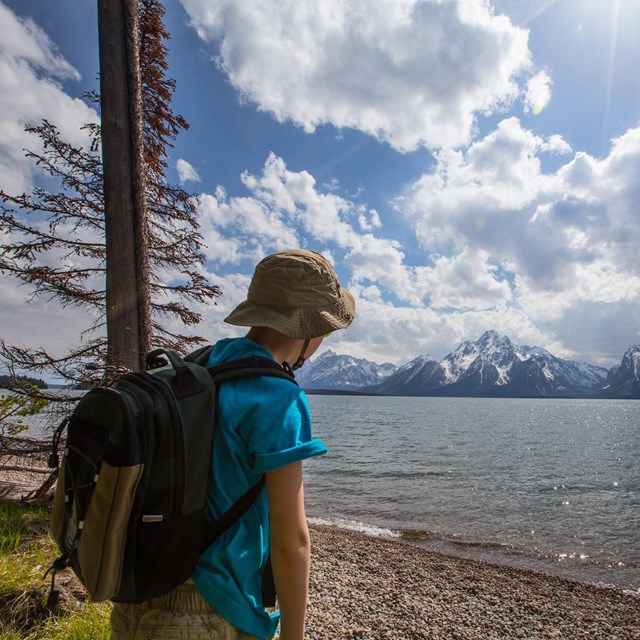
left=0, top=435, right=59, bottom=502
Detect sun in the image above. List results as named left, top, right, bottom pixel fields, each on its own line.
left=519, top=0, right=637, bottom=150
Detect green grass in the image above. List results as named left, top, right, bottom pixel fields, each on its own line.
left=0, top=502, right=111, bottom=639
left=0, top=502, right=49, bottom=553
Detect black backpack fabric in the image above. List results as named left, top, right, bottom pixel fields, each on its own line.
left=48, top=346, right=296, bottom=604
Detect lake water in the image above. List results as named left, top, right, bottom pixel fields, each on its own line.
left=6, top=390, right=638, bottom=592
left=304, top=395, right=640, bottom=594
left=0, top=388, right=78, bottom=438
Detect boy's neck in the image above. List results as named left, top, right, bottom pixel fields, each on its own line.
left=245, top=327, right=303, bottom=366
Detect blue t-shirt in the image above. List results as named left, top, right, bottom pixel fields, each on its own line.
left=193, top=338, right=326, bottom=639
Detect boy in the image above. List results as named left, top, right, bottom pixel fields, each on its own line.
left=111, top=249, right=355, bottom=640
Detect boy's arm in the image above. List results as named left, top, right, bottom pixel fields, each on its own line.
left=267, top=460, right=310, bottom=640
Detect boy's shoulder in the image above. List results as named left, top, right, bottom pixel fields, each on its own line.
left=206, top=337, right=273, bottom=365
left=207, top=338, right=306, bottom=402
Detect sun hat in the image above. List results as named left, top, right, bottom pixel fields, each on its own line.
left=224, top=249, right=355, bottom=339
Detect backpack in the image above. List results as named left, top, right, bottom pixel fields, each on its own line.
left=47, top=346, right=296, bottom=605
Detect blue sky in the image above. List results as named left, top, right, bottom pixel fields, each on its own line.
left=1, top=0, right=640, bottom=369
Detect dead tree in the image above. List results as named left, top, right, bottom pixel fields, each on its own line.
left=0, top=0, right=219, bottom=384
left=0, top=0, right=220, bottom=475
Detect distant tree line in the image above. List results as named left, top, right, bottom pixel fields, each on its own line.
left=0, top=375, right=48, bottom=390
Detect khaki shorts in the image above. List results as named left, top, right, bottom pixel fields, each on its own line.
left=110, top=583, right=262, bottom=640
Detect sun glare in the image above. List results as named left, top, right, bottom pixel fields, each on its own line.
left=543, top=0, right=636, bottom=155
left=602, top=0, right=622, bottom=153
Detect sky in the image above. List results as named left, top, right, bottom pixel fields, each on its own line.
left=1, top=0, right=640, bottom=371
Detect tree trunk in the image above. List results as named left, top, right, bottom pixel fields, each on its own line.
left=98, top=0, right=151, bottom=372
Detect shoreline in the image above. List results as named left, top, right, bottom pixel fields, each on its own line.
left=307, top=523, right=640, bottom=639
left=307, top=515, right=639, bottom=595
left=2, top=458, right=639, bottom=638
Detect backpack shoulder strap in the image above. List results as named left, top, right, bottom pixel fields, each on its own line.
left=184, top=344, right=214, bottom=366
left=200, top=356, right=297, bottom=551
left=201, top=476, right=266, bottom=546
left=207, top=356, right=298, bottom=386
left=186, top=348, right=297, bottom=385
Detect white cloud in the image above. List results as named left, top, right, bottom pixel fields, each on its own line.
left=345, top=235, right=418, bottom=304
left=197, top=162, right=302, bottom=263
left=199, top=152, right=378, bottom=265
left=0, top=275, right=100, bottom=358
left=0, top=2, right=98, bottom=194
left=401, top=118, right=640, bottom=364
left=416, top=249, right=512, bottom=311
left=193, top=150, right=540, bottom=369
left=330, top=290, right=551, bottom=365
left=541, top=134, right=571, bottom=156
left=197, top=151, right=534, bottom=323
left=199, top=153, right=471, bottom=311
left=0, top=3, right=79, bottom=81
left=358, top=208, right=382, bottom=231
left=331, top=294, right=445, bottom=364
left=179, top=0, right=538, bottom=151
left=176, top=158, right=201, bottom=183
left=524, top=70, right=551, bottom=115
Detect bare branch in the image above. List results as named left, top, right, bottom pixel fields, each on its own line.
left=0, top=0, right=220, bottom=394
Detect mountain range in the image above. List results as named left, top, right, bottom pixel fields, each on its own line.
left=295, top=350, right=397, bottom=391
left=296, top=331, right=640, bottom=399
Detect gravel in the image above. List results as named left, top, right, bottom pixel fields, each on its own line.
left=306, top=524, right=640, bottom=640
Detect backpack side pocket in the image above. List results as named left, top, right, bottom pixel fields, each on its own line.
left=77, top=462, right=144, bottom=602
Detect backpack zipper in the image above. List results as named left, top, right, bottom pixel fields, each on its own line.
left=127, top=372, right=185, bottom=518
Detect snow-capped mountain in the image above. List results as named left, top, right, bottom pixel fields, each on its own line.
left=368, top=354, right=445, bottom=395
left=296, top=350, right=397, bottom=391
left=594, top=345, right=640, bottom=399
left=297, top=333, right=636, bottom=398
left=367, top=331, right=609, bottom=398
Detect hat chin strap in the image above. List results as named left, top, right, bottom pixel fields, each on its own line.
left=291, top=339, right=310, bottom=371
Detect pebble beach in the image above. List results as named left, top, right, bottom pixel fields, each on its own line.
left=306, top=524, right=640, bottom=640
left=2, top=463, right=639, bottom=639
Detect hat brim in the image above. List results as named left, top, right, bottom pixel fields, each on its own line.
left=225, top=287, right=355, bottom=339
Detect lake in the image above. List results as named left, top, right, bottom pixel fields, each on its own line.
left=6, top=389, right=638, bottom=592
left=304, top=395, right=640, bottom=593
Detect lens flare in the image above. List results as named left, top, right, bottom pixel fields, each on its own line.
left=603, top=0, right=622, bottom=154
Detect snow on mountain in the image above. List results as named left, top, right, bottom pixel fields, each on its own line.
left=447, top=331, right=608, bottom=396
left=295, top=333, right=631, bottom=398
left=539, top=353, right=608, bottom=391
left=368, top=354, right=445, bottom=395
left=366, top=331, right=608, bottom=398
left=455, top=331, right=520, bottom=387
left=296, top=350, right=397, bottom=391
left=595, top=345, right=640, bottom=399
left=441, top=340, right=481, bottom=383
